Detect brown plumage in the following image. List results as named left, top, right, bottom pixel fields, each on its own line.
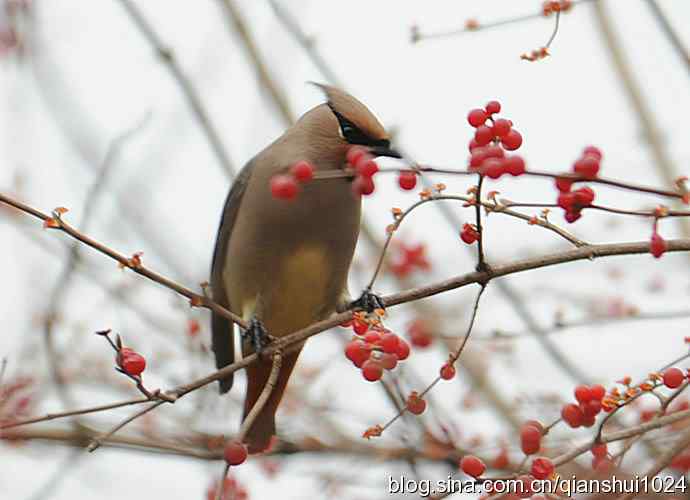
left=210, top=84, right=398, bottom=453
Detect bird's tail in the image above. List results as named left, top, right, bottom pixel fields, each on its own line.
left=242, top=349, right=301, bottom=454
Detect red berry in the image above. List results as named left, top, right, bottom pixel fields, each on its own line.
left=520, top=424, right=542, bottom=455
left=574, top=385, right=593, bottom=404
left=469, top=152, right=486, bottom=170
left=565, top=210, right=582, bottom=223
left=573, top=187, right=595, bottom=206
left=467, top=108, right=488, bottom=128
left=355, top=157, right=379, bottom=178
left=561, top=403, right=584, bottom=428
left=440, top=363, right=456, bottom=380
left=361, top=360, right=383, bottom=381
left=379, top=353, right=398, bottom=370
left=118, top=350, right=146, bottom=376
left=530, top=457, right=554, bottom=480
left=345, top=340, right=369, bottom=367
left=346, top=146, right=369, bottom=166
left=364, top=330, right=381, bottom=344
left=224, top=441, right=248, bottom=466
left=379, top=332, right=399, bottom=353
left=398, top=171, right=417, bottom=190
left=485, top=100, right=501, bottom=115
left=557, top=192, right=575, bottom=210
left=353, top=319, right=368, bottom=335
left=460, top=455, right=486, bottom=477
left=474, top=125, right=493, bottom=146
left=573, top=155, right=600, bottom=178
left=663, top=367, right=685, bottom=389
left=583, top=399, right=602, bottom=418
left=555, top=177, right=573, bottom=192
left=460, top=223, right=479, bottom=244
left=290, top=161, right=314, bottom=182
left=483, top=144, right=505, bottom=159
left=270, top=174, right=299, bottom=200
left=501, top=129, right=522, bottom=150
left=524, top=420, right=544, bottom=434
left=396, top=338, right=411, bottom=360
left=406, top=392, right=426, bottom=415
left=650, top=232, right=667, bottom=259
left=590, top=384, right=606, bottom=401
left=352, top=175, right=375, bottom=196
left=591, top=443, right=608, bottom=458
left=582, top=413, right=596, bottom=427
left=492, top=118, right=512, bottom=138
left=468, top=138, right=480, bottom=152
left=592, top=456, right=614, bottom=473
left=482, top=158, right=504, bottom=179
left=583, top=145, right=602, bottom=160
left=504, top=155, right=526, bottom=176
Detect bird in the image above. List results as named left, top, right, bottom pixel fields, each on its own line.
left=210, top=83, right=400, bottom=453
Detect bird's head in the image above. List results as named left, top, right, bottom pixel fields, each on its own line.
left=296, top=83, right=401, bottom=162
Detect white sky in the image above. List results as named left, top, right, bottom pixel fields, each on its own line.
left=2, top=1, right=690, bottom=499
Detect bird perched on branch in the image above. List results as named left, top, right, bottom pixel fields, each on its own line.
left=210, top=84, right=400, bottom=453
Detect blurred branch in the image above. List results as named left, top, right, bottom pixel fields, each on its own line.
left=43, top=117, right=148, bottom=408
left=645, top=0, right=690, bottom=76
left=409, top=0, right=595, bottom=44
left=117, top=0, right=236, bottom=178
left=218, top=0, right=294, bottom=125
left=592, top=0, right=690, bottom=239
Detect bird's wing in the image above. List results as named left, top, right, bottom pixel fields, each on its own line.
left=210, top=161, right=253, bottom=394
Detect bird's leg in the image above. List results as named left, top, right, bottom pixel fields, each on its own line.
left=241, top=317, right=273, bottom=355
left=350, top=288, right=385, bottom=313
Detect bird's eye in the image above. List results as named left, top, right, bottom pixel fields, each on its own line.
left=328, top=105, right=380, bottom=146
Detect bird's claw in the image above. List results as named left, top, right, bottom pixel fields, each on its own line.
left=241, top=318, right=273, bottom=355
left=350, top=289, right=385, bottom=314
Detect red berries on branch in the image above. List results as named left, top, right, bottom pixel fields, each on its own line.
left=406, top=391, right=427, bottom=415
left=116, top=347, right=146, bottom=377
left=344, top=316, right=411, bottom=382
left=467, top=100, right=526, bottom=180
left=347, top=146, right=380, bottom=197
left=560, top=383, right=607, bottom=428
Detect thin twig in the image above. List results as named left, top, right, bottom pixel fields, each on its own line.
left=86, top=400, right=164, bottom=452
left=117, top=0, right=236, bottom=178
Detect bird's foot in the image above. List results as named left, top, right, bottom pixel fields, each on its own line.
left=350, top=288, right=385, bottom=314
left=241, top=318, right=273, bottom=355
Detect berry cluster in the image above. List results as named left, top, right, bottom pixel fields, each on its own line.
left=270, top=160, right=315, bottom=200
left=467, top=101, right=526, bottom=180
left=347, top=146, right=380, bottom=197
left=560, top=384, right=607, bottom=428
left=460, top=223, right=480, bottom=244
left=116, top=347, right=147, bottom=377
left=554, top=147, right=603, bottom=223
left=343, top=315, right=410, bottom=382
left=389, top=242, right=431, bottom=278
left=542, top=0, right=572, bottom=16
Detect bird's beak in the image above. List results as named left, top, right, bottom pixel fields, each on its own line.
left=368, top=145, right=403, bottom=159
